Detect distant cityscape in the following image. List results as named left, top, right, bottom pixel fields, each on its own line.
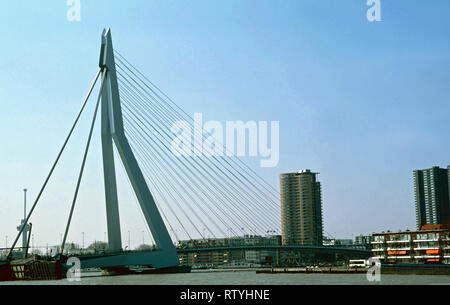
left=280, top=166, right=450, bottom=248
left=3, top=166, right=450, bottom=268
left=373, top=166, right=450, bottom=265
left=176, top=165, right=450, bottom=267
left=278, top=166, right=450, bottom=265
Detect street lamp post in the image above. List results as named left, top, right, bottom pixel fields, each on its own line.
left=23, top=189, right=27, bottom=219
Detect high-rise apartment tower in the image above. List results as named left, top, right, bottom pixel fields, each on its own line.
left=414, top=166, right=450, bottom=229
left=280, top=170, right=323, bottom=246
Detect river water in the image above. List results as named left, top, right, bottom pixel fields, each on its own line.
left=2, top=270, right=450, bottom=285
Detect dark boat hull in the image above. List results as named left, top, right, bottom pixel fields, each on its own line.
left=102, top=265, right=192, bottom=276
left=0, top=262, right=12, bottom=282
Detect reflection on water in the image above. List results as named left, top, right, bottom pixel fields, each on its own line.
left=3, top=271, right=450, bottom=285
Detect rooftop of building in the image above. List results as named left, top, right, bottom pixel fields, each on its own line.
left=372, top=224, right=450, bottom=236
left=280, top=169, right=320, bottom=176
left=414, top=165, right=450, bottom=172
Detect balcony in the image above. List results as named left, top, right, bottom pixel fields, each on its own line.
left=371, top=241, right=385, bottom=244
left=387, top=247, right=410, bottom=251
left=371, top=248, right=385, bottom=252
left=386, top=240, right=410, bottom=244
left=413, top=238, right=439, bottom=242
left=414, top=255, right=440, bottom=259
left=387, top=256, right=412, bottom=259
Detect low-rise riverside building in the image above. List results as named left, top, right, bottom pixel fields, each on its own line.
left=371, top=224, right=450, bottom=265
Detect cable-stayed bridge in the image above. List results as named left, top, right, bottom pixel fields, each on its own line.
left=4, top=29, right=370, bottom=273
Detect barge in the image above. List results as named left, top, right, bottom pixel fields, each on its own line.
left=0, top=256, right=65, bottom=282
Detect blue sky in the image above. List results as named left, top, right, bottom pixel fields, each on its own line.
left=1, top=0, right=450, bottom=249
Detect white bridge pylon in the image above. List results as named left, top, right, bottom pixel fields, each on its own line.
left=88, top=28, right=179, bottom=269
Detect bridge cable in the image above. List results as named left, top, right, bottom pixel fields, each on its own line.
left=124, top=117, right=223, bottom=241
left=125, top=127, right=208, bottom=243
left=124, top=122, right=212, bottom=241
left=120, top=92, right=254, bottom=237
left=7, top=68, right=102, bottom=260
left=114, top=60, right=281, bottom=228
left=116, top=71, right=279, bottom=234
left=121, top=102, right=234, bottom=237
left=114, top=56, right=281, bottom=209
left=125, top=123, right=219, bottom=244
left=120, top=124, right=192, bottom=243
left=119, top=82, right=271, bottom=235
left=114, top=51, right=280, bottom=198
left=60, top=69, right=107, bottom=255
left=118, top=79, right=276, bottom=238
